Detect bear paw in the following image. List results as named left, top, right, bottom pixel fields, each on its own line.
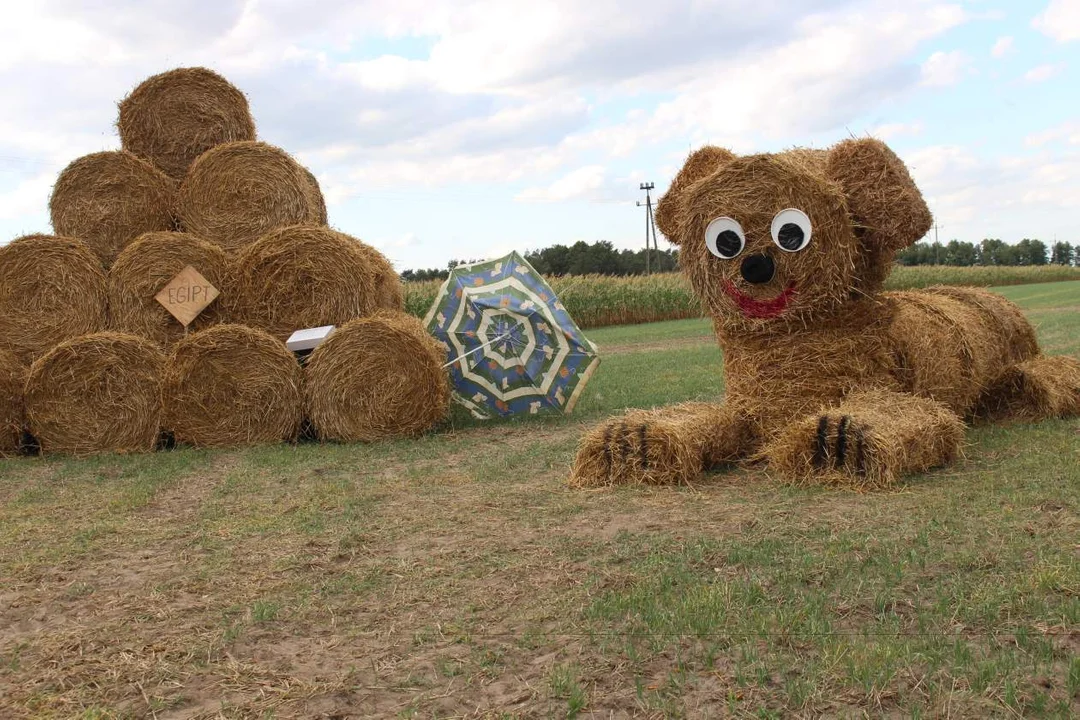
left=761, top=397, right=963, bottom=490
left=568, top=412, right=704, bottom=488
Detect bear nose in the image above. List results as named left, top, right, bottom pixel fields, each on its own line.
left=740, top=254, right=775, bottom=285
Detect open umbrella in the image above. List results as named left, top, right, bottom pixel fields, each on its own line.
left=422, top=251, right=600, bottom=419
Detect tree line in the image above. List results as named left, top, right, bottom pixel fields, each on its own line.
left=399, top=241, right=679, bottom=281
left=896, top=238, right=1077, bottom=266
left=399, top=238, right=1078, bottom=280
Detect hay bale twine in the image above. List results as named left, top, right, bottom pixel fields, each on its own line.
left=49, top=150, right=176, bottom=266
left=163, top=324, right=303, bottom=448
left=109, top=231, right=230, bottom=348
left=0, top=348, right=26, bottom=456
left=303, top=312, right=450, bottom=442
left=0, top=234, right=108, bottom=365
left=230, top=225, right=379, bottom=341
left=24, top=333, right=165, bottom=456
left=177, top=141, right=325, bottom=252
left=117, top=66, right=257, bottom=181
left=354, top=242, right=404, bottom=311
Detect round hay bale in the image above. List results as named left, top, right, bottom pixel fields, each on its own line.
left=301, top=165, right=329, bottom=225
left=230, top=225, right=379, bottom=341
left=354, top=242, right=404, bottom=311
left=49, top=150, right=176, bottom=266
left=0, top=348, right=26, bottom=456
left=177, top=141, right=324, bottom=252
left=0, top=234, right=108, bottom=365
left=303, top=312, right=450, bottom=442
left=163, top=324, right=303, bottom=448
left=24, top=333, right=164, bottom=456
left=108, top=231, right=230, bottom=348
left=117, top=66, right=257, bottom=181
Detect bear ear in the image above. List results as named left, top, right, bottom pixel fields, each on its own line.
left=826, top=137, right=933, bottom=252
left=654, top=146, right=737, bottom=243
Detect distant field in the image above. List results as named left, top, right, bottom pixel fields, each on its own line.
left=2, top=281, right=1078, bottom=718
left=404, top=265, right=1080, bottom=329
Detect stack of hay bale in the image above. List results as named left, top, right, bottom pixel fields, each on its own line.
left=0, top=67, right=450, bottom=457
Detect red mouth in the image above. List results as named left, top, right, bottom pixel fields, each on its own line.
left=722, top=280, right=796, bottom=319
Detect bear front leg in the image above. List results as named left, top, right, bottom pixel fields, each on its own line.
left=761, top=389, right=966, bottom=489
left=568, top=402, right=752, bottom=488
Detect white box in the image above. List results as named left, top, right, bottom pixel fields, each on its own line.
left=287, top=325, right=336, bottom=352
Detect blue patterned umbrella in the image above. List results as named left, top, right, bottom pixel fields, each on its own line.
left=422, top=251, right=600, bottom=419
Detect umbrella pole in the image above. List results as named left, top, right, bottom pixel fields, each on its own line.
left=441, top=332, right=513, bottom=369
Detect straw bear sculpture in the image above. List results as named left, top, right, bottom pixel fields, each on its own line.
left=570, top=138, right=1080, bottom=489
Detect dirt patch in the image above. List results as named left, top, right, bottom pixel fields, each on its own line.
left=142, top=454, right=237, bottom=520
left=3, top=411, right=1079, bottom=717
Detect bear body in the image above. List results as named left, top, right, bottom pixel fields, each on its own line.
left=569, top=139, right=1080, bottom=488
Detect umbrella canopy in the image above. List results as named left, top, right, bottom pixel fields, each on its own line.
left=423, top=251, right=600, bottom=419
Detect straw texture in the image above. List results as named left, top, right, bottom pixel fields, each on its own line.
left=354, top=242, right=405, bottom=311
left=162, top=324, right=303, bottom=448
left=229, top=225, right=379, bottom=341
left=303, top=312, right=450, bottom=442
left=568, top=402, right=752, bottom=488
left=49, top=150, right=176, bottom=265
left=177, top=141, right=325, bottom=252
left=108, top=231, right=230, bottom=348
left=761, top=389, right=966, bottom=490
left=117, top=66, right=257, bottom=180
left=24, top=332, right=165, bottom=456
left=301, top=166, right=328, bottom=225
left=0, top=234, right=108, bottom=364
left=568, top=137, right=1077, bottom=490
left=886, top=286, right=1040, bottom=414
left=654, top=145, right=736, bottom=241
left=0, top=348, right=26, bottom=456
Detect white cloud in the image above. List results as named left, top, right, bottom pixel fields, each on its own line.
left=516, top=165, right=607, bottom=202
left=0, top=171, right=57, bottom=221
left=904, top=143, right=1080, bottom=241
left=870, top=121, right=926, bottom=139
left=920, top=50, right=972, bottom=86
left=368, top=233, right=420, bottom=251
left=577, top=1, right=968, bottom=161
left=1032, top=0, right=1080, bottom=42
left=1023, top=62, right=1067, bottom=83
left=991, top=35, right=1013, bottom=57
left=0, top=0, right=990, bottom=261
left=1024, top=121, right=1080, bottom=147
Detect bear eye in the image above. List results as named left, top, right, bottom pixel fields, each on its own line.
left=770, top=208, right=812, bottom=252
left=704, top=217, right=745, bottom=259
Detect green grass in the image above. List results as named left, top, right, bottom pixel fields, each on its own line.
left=1, top=280, right=1078, bottom=718
left=403, top=266, right=1080, bottom=329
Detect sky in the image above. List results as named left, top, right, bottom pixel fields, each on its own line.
left=1, top=0, right=1079, bottom=272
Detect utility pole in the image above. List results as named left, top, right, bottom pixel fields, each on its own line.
left=637, top=182, right=656, bottom=275
left=933, top=222, right=944, bottom=264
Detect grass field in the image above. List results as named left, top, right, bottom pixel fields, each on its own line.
left=2, top=281, right=1078, bottom=718
left=403, top=265, right=1080, bottom=329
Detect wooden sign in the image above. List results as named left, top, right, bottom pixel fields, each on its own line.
left=155, top=265, right=219, bottom=327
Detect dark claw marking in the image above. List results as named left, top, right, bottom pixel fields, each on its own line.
left=835, top=415, right=850, bottom=468
left=637, top=423, right=649, bottom=469
left=602, top=425, right=613, bottom=472
left=813, top=415, right=830, bottom=468
left=618, top=422, right=632, bottom=463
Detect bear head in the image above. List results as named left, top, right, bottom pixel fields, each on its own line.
left=654, top=138, right=932, bottom=334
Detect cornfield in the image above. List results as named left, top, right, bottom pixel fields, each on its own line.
left=403, top=264, right=1080, bottom=329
